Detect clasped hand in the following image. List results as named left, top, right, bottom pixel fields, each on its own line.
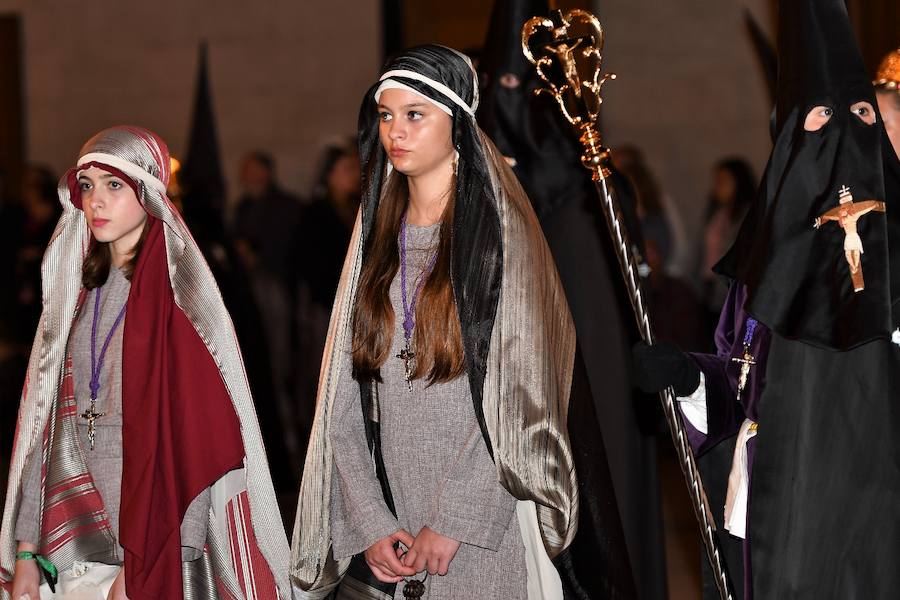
left=364, top=527, right=461, bottom=583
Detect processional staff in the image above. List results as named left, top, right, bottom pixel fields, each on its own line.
left=521, top=9, right=737, bottom=600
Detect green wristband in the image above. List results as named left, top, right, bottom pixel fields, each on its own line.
left=15, top=551, right=58, bottom=592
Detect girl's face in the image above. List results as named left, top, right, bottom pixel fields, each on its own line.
left=377, top=87, right=455, bottom=179
left=79, top=166, right=147, bottom=247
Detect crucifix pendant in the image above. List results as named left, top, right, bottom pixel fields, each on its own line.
left=730, top=346, right=756, bottom=402
left=396, top=341, right=415, bottom=391
left=80, top=399, right=105, bottom=451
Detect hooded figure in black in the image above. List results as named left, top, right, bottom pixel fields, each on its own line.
left=477, top=2, right=666, bottom=599
left=291, top=45, right=636, bottom=599
left=635, top=1, right=900, bottom=598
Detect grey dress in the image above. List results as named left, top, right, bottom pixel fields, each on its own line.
left=15, top=266, right=210, bottom=562
left=330, top=223, right=527, bottom=600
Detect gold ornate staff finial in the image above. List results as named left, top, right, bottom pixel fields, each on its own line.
left=522, top=9, right=616, bottom=180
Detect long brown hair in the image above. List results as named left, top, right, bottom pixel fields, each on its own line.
left=82, top=219, right=149, bottom=289
left=351, top=173, right=465, bottom=384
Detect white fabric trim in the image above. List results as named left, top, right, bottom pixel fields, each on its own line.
left=380, top=69, right=476, bottom=116
left=892, top=328, right=900, bottom=346
left=37, top=561, right=120, bottom=598
left=677, top=372, right=708, bottom=435
left=211, top=468, right=248, bottom=535
left=374, top=80, right=453, bottom=116
left=724, top=419, right=758, bottom=539
left=444, top=46, right=480, bottom=112
left=77, top=152, right=167, bottom=195
left=517, top=501, right=564, bottom=600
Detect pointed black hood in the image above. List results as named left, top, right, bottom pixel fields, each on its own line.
left=181, top=41, right=226, bottom=216
left=476, top=0, right=590, bottom=219
left=717, top=0, right=899, bottom=349
left=743, top=8, right=777, bottom=105
left=774, top=0, right=871, bottom=134
left=478, top=0, right=541, bottom=80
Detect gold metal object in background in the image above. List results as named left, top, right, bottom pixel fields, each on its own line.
left=874, top=47, right=900, bottom=90
left=522, top=9, right=616, bottom=179
left=523, top=9, right=737, bottom=600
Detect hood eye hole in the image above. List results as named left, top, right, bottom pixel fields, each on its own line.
left=499, top=73, right=521, bottom=89
left=850, top=101, right=877, bottom=126
left=804, top=105, right=833, bottom=131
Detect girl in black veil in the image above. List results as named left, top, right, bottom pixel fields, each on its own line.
left=291, top=45, right=634, bottom=600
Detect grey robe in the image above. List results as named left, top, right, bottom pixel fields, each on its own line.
left=329, top=223, right=527, bottom=599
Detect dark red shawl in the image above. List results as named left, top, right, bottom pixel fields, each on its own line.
left=120, top=218, right=244, bottom=599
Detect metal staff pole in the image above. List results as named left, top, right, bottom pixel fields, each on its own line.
left=521, top=9, right=736, bottom=600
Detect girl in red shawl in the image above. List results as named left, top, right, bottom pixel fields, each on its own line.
left=1, top=126, right=290, bottom=600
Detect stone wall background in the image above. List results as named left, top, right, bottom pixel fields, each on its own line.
left=0, top=0, right=381, bottom=208
left=599, top=0, right=774, bottom=275
left=0, top=0, right=783, bottom=273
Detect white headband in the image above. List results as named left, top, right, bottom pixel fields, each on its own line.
left=377, top=69, right=476, bottom=117
left=374, top=80, right=453, bottom=116
left=77, top=152, right=167, bottom=195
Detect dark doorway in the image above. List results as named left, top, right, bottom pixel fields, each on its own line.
left=0, top=13, right=23, bottom=511
left=0, top=14, right=24, bottom=208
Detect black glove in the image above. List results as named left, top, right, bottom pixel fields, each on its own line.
left=632, top=340, right=700, bottom=396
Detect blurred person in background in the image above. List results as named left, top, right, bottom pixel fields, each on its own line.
left=0, top=167, right=61, bottom=461
left=614, top=145, right=689, bottom=277
left=174, top=156, right=295, bottom=493
left=698, top=158, right=756, bottom=336
left=294, top=141, right=361, bottom=447
left=232, top=151, right=304, bottom=474
left=645, top=237, right=705, bottom=352
left=298, top=141, right=360, bottom=309
left=233, top=151, right=303, bottom=283
left=0, top=166, right=61, bottom=348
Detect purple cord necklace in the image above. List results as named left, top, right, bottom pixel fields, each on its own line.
left=80, top=282, right=127, bottom=450
left=396, top=212, right=439, bottom=391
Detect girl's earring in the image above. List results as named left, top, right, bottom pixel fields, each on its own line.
left=451, top=150, right=459, bottom=175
